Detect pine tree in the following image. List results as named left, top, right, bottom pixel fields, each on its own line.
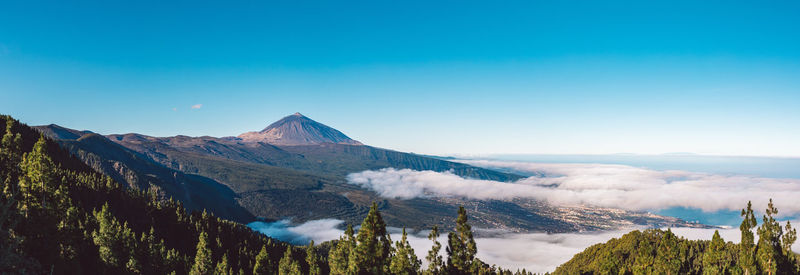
left=305, top=241, right=321, bottom=275
left=424, top=226, right=443, bottom=275
left=278, top=248, right=300, bottom=275
left=632, top=232, right=655, bottom=275
left=598, top=249, right=621, bottom=275
left=18, top=136, right=58, bottom=214
left=350, top=202, right=392, bottom=274
left=702, top=230, right=731, bottom=274
left=214, top=253, right=231, bottom=275
left=328, top=224, right=354, bottom=275
left=289, top=261, right=301, bottom=275
left=739, top=200, right=758, bottom=275
left=757, top=199, right=783, bottom=275
left=782, top=221, right=797, bottom=263
left=138, top=227, right=164, bottom=274
left=0, top=118, right=22, bottom=185
left=390, top=227, right=421, bottom=275
left=92, top=203, right=129, bottom=271
left=15, top=137, right=73, bottom=273
left=190, top=231, right=214, bottom=275
left=655, top=229, right=682, bottom=275
left=0, top=118, right=36, bottom=273
left=253, top=245, right=273, bottom=275
left=446, top=206, right=477, bottom=275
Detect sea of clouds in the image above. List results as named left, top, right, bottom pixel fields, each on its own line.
left=249, top=218, right=800, bottom=273
left=346, top=160, right=800, bottom=215
left=249, top=158, right=800, bottom=273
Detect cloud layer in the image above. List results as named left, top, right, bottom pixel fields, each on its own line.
left=249, top=217, right=800, bottom=273
left=346, top=160, right=800, bottom=214
left=248, top=219, right=344, bottom=245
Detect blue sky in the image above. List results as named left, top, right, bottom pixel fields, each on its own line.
left=1, top=0, right=799, bottom=156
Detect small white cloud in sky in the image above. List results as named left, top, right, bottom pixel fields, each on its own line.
left=191, top=104, right=203, bottom=109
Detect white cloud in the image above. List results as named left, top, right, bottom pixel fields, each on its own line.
left=250, top=218, right=800, bottom=273
left=289, top=219, right=347, bottom=243
left=191, top=104, right=203, bottom=109
left=248, top=219, right=344, bottom=245
left=346, top=161, right=800, bottom=215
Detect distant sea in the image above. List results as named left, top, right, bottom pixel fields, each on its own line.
left=487, top=154, right=800, bottom=226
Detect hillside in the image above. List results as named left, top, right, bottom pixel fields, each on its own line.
left=35, top=113, right=701, bottom=232
left=1, top=114, right=541, bottom=275
left=1, top=115, right=302, bottom=274
left=34, top=126, right=254, bottom=222
left=553, top=201, right=799, bottom=275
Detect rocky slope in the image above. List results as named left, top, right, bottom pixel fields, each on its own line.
left=34, top=125, right=254, bottom=222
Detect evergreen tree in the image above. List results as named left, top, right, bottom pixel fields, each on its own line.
left=0, top=118, right=37, bottom=273
left=190, top=231, right=214, bottom=275
left=390, top=227, right=421, bottom=275
left=782, top=221, right=797, bottom=263
left=446, top=206, right=477, bottom=275
left=424, top=226, right=443, bottom=275
left=289, top=261, right=301, bottom=275
left=350, top=202, right=392, bottom=274
left=305, top=241, right=322, bottom=275
left=739, top=200, right=758, bottom=275
left=632, top=232, right=655, bottom=275
left=18, top=136, right=58, bottom=213
left=0, top=180, right=29, bottom=273
left=278, top=248, right=300, bottom=275
left=757, top=199, right=783, bottom=275
left=253, top=245, right=273, bottom=275
left=92, top=203, right=135, bottom=272
left=0, top=118, right=22, bottom=185
left=702, top=230, right=731, bottom=274
left=328, top=224, right=354, bottom=275
left=655, top=229, right=682, bottom=275
left=214, top=253, right=231, bottom=275
left=138, top=227, right=165, bottom=274
left=15, top=136, right=76, bottom=273
left=597, top=249, right=621, bottom=275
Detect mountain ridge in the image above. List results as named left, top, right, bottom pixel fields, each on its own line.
left=33, top=113, right=704, bottom=232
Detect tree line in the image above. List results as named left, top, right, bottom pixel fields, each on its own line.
left=553, top=200, right=799, bottom=275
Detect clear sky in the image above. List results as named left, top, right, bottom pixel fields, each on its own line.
left=1, top=0, right=799, bottom=156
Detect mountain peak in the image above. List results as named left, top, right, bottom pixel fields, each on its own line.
left=238, top=113, right=362, bottom=146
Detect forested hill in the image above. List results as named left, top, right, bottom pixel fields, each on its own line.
left=553, top=200, right=799, bottom=275
left=0, top=115, right=307, bottom=274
